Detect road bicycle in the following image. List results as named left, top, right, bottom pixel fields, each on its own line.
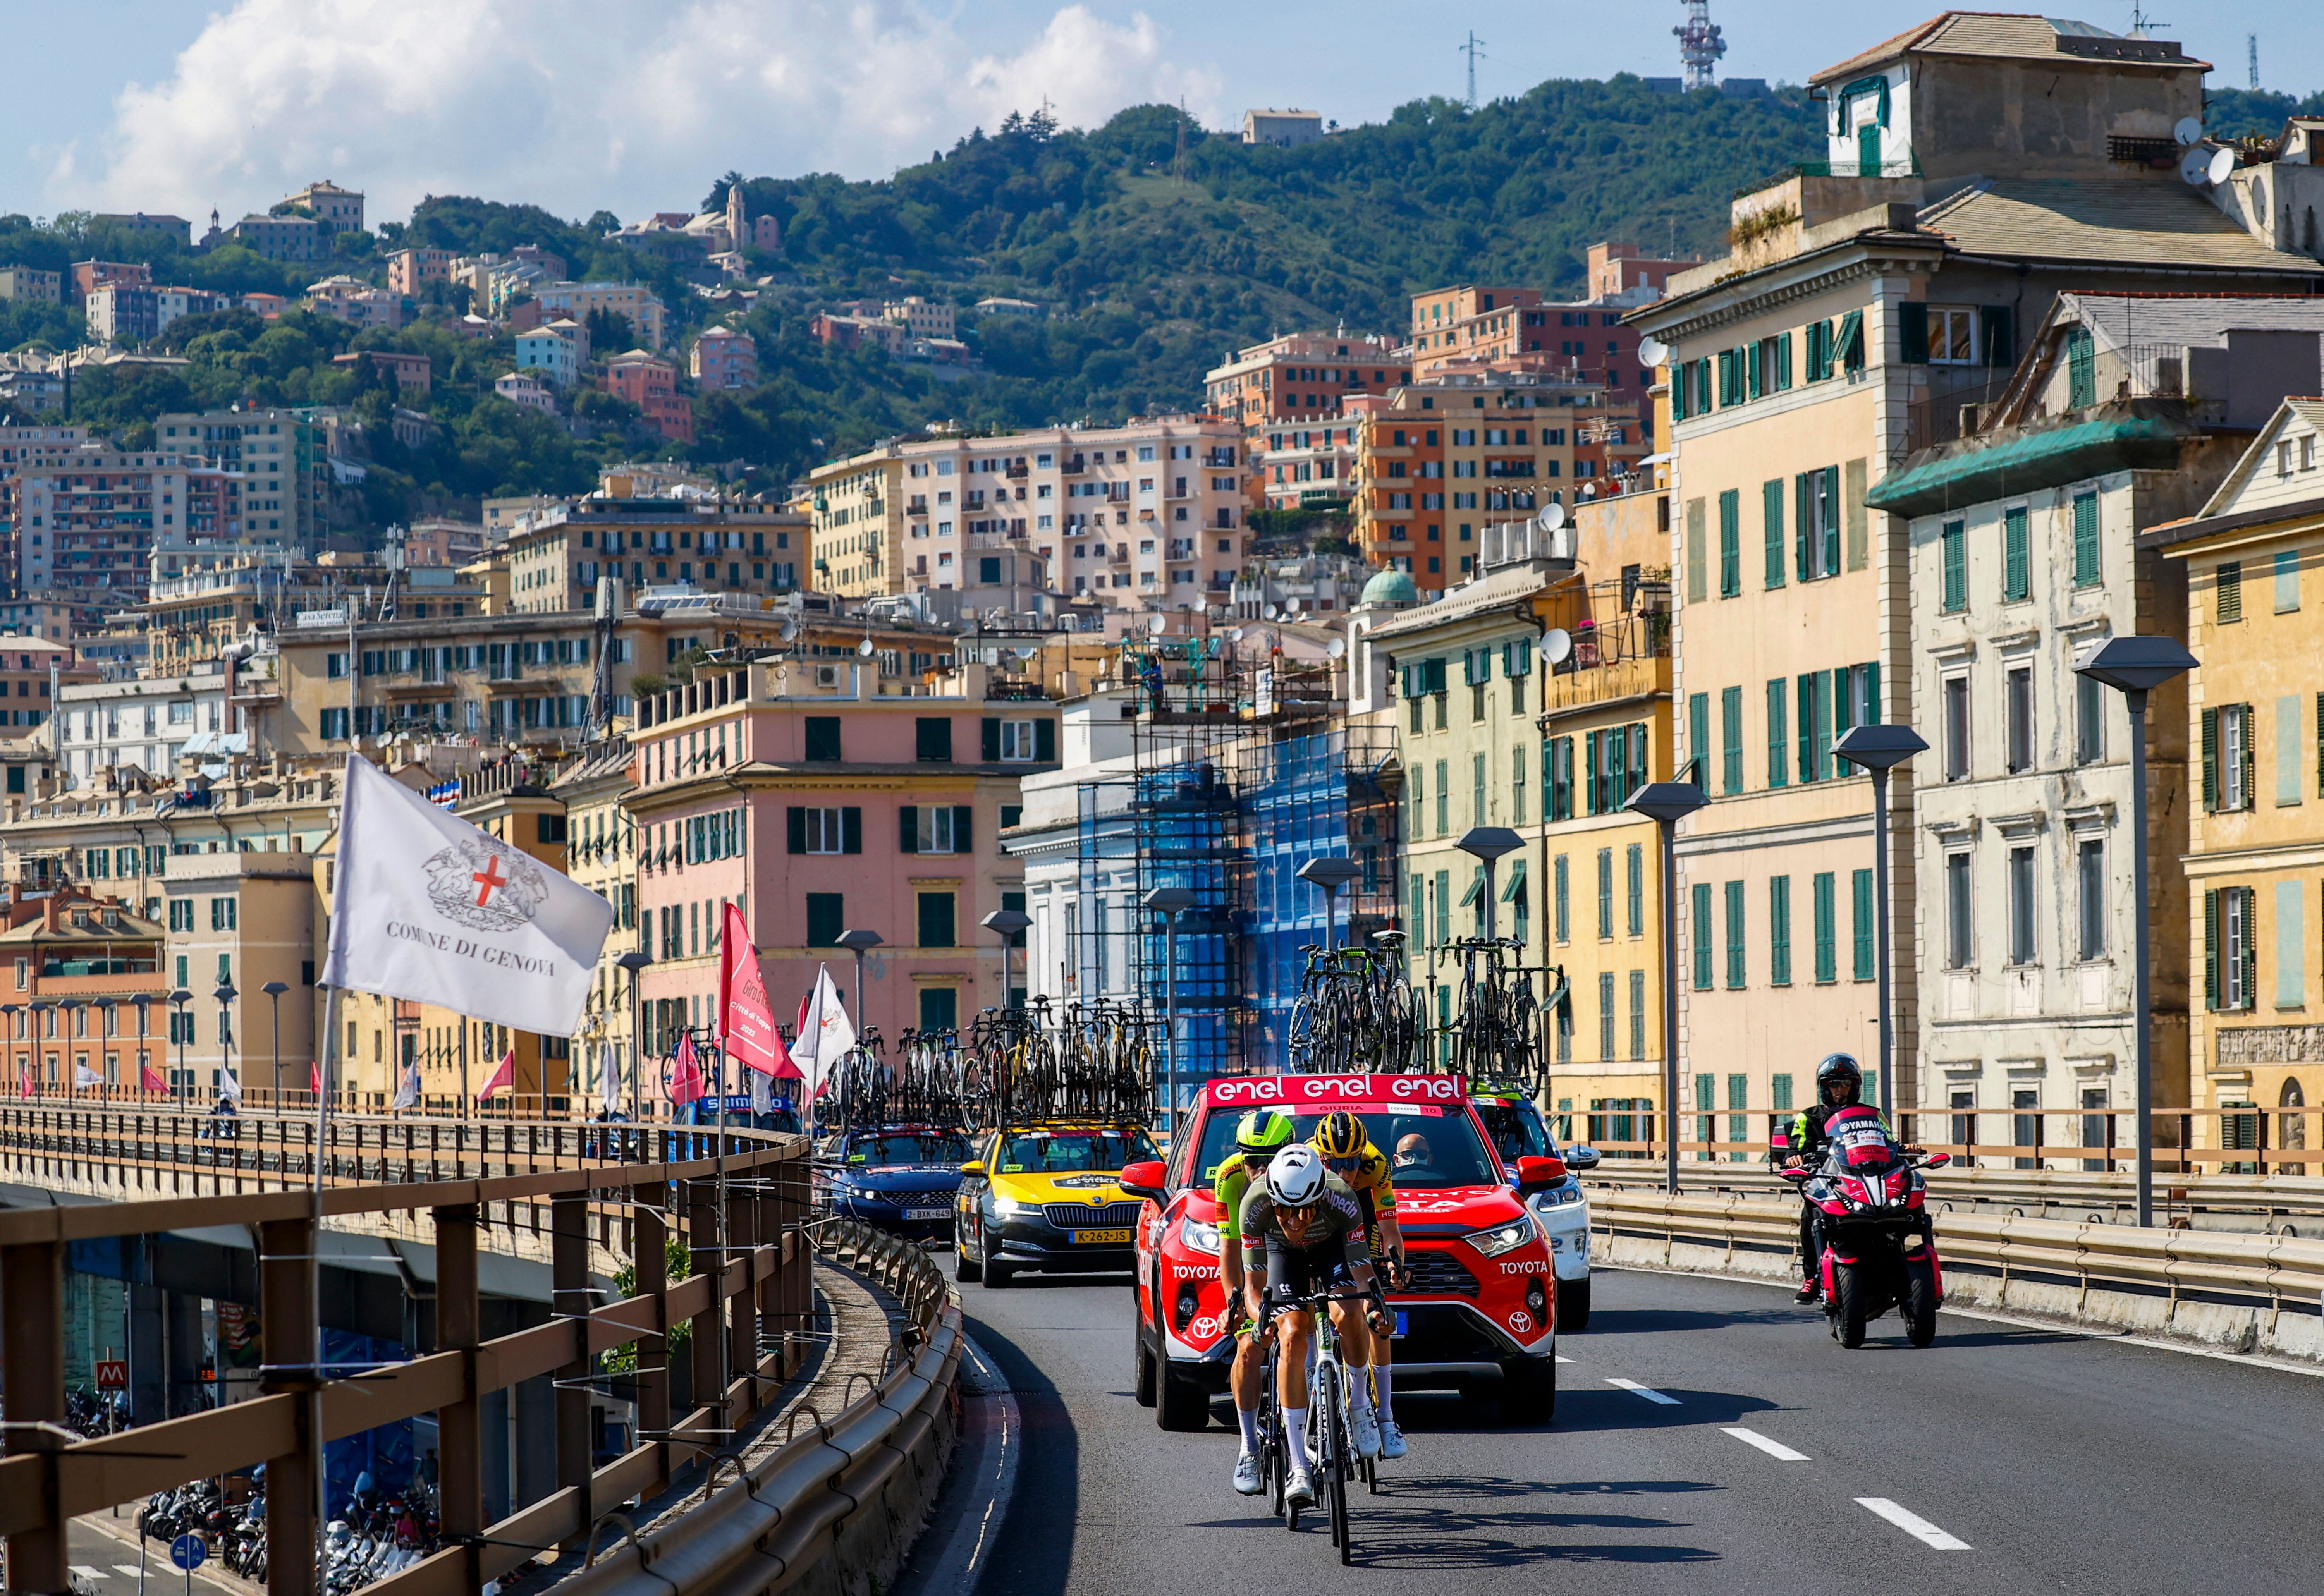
left=1434, top=937, right=1549, bottom=1097
left=1256, top=1287, right=1369, bottom=1562
left=1286, top=933, right=1427, bottom=1073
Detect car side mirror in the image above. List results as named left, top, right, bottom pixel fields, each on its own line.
left=1117, top=1158, right=1169, bottom=1203
left=1922, top=1152, right=1951, bottom=1170
left=1562, top=1146, right=1601, bottom=1172
left=1515, top=1155, right=1564, bottom=1192
left=958, top=1160, right=985, bottom=1177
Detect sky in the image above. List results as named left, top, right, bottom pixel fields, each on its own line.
left=7, top=0, right=2320, bottom=229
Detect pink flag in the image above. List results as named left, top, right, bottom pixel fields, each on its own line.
left=139, top=1057, right=167, bottom=1093
left=718, top=904, right=797, bottom=1079
left=667, top=1031, right=705, bottom=1107
left=311, top=1060, right=322, bottom=1096
left=476, top=1047, right=515, bottom=1099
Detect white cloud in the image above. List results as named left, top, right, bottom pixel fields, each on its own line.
left=59, top=0, right=1223, bottom=225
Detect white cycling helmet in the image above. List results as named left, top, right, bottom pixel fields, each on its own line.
left=1265, top=1143, right=1328, bottom=1208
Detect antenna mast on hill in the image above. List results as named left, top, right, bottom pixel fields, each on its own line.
left=1173, top=98, right=1188, bottom=183
left=1674, top=0, right=1727, bottom=91
left=1461, top=31, right=1488, bottom=109
left=2249, top=34, right=2260, bottom=89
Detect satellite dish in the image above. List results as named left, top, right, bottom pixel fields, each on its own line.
left=1537, top=502, right=1568, bottom=533
left=1012, top=645, right=1039, bottom=660
left=2207, top=146, right=2237, bottom=186
left=2174, top=115, right=2204, bottom=147
left=1636, top=335, right=1668, bottom=367
left=1327, top=636, right=1347, bottom=659
left=779, top=619, right=800, bottom=641
left=1265, top=605, right=1282, bottom=621
left=2180, top=148, right=2212, bottom=187
left=1542, top=628, right=1573, bottom=666
left=857, top=637, right=876, bottom=657
left=1146, top=613, right=1168, bottom=635
left=1227, top=627, right=1245, bottom=643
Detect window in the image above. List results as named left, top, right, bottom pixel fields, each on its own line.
left=1941, top=520, right=1966, bottom=612
left=2076, top=673, right=2105, bottom=765
left=805, top=893, right=845, bottom=947
left=1766, top=679, right=1788, bottom=788
left=2206, top=885, right=2255, bottom=1012
left=168, top=899, right=193, bottom=932
left=917, top=892, right=956, bottom=948
left=2202, top=704, right=2253, bottom=812
left=2277, top=880, right=2305, bottom=1008
left=1629, top=972, right=1647, bottom=1061
left=1721, top=686, right=1743, bottom=794
left=992, top=718, right=1052, bottom=761
left=2276, top=547, right=2303, bottom=613
left=1554, top=854, right=1570, bottom=943
left=2005, top=666, right=2033, bottom=773
left=1597, top=849, right=1614, bottom=940
left=1763, top=479, right=1786, bottom=589
left=2007, top=845, right=2037, bottom=964
left=1512, top=746, right=1528, bottom=825
left=1925, top=305, right=1977, bottom=364
left=1598, top=972, right=1616, bottom=1060
left=1472, top=752, right=1486, bottom=825
left=1942, top=675, right=1970, bottom=780
left=901, top=805, right=971, bottom=855
left=1717, top=489, right=1740, bottom=597
left=804, top=716, right=841, bottom=761
left=2066, top=326, right=2096, bottom=409
left=1769, top=875, right=1793, bottom=986
left=1627, top=844, right=1644, bottom=937
left=1945, top=853, right=1972, bottom=968
left=2077, top=837, right=2106, bottom=960
left=210, top=897, right=236, bottom=931
left=915, top=718, right=953, bottom=761
left=1547, top=737, right=1573, bottom=820
left=1435, top=759, right=1449, bottom=835
left=1851, top=868, right=1875, bottom=980
left=1691, top=883, right=1712, bottom=990
left=2003, top=507, right=2030, bottom=602
left=1688, top=692, right=1709, bottom=790
left=2072, top=493, right=2101, bottom=588
left=1795, top=672, right=1828, bottom=784
left=790, top=806, right=860, bottom=854
left=2216, top=560, right=2243, bottom=623
left=1793, top=467, right=1839, bottom=580
left=2281, top=694, right=2305, bottom=806
left=1813, top=871, right=1838, bottom=983
left=1724, top=880, right=1746, bottom=988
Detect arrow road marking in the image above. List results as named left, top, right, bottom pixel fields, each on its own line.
left=1857, top=1497, right=1972, bottom=1550
left=1722, top=1426, right=1809, bottom=1460
left=1606, top=1377, right=1680, bottom=1405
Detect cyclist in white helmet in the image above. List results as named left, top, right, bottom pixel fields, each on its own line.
left=1237, top=1143, right=1382, bottom=1508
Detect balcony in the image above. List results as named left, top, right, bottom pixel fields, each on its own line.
left=1542, top=651, right=1671, bottom=716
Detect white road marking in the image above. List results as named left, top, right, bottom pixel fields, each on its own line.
left=1606, top=1377, right=1680, bottom=1405
left=1555, top=1355, right=1575, bottom=1364
left=70, top=1567, right=107, bottom=1580
left=114, top=1568, right=147, bottom=1580
left=1721, top=1426, right=1809, bottom=1461
left=1857, top=1497, right=1972, bottom=1550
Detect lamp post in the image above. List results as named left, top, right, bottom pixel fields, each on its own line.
left=28, top=1002, right=53, bottom=1099
left=617, top=950, right=653, bottom=1133
left=1455, top=827, right=1526, bottom=943
left=92, top=997, right=116, bottom=1097
left=1834, top=723, right=1930, bottom=1118
left=56, top=999, right=83, bottom=1094
left=980, top=909, right=1032, bottom=1014
left=835, top=928, right=884, bottom=1036
left=168, top=990, right=191, bottom=1107
left=2075, top=634, right=2198, bottom=1229
left=261, top=981, right=290, bottom=1102
left=1141, top=887, right=1195, bottom=1136
left=1296, top=856, right=1365, bottom=952
left=213, top=982, right=238, bottom=1103
left=1626, top=781, right=1709, bottom=1194
left=0, top=1004, right=17, bottom=1098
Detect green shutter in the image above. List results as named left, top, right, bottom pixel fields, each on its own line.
left=1036, top=718, right=1056, bottom=761
left=1719, top=489, right=1740, bottom=596
left=1763, top=479, right=1786, bottom=588
left=2204, top=887, right=2219, bottom=1010
left=1766, top=679, right=1789, bottom=789
left=1832, top=666, right=1856, bottom=745
left=1672, top=357, right=1690, bottom=420
left=955, top=805, right=974, bottom=851
left=2241, top=703, right=2256, bottom=810
left=2067, top=326, right=2095, bottom=409
left=1837, top=309, right=1865, bottom=371
left=2072, top=492, right=2100, bottom=587
left=1794, top=473, right=1813, bottom=583
left=1585, top=728, right=1599, bottom=815
left=982, top=717, right=1001, bottom=759
left=1813, top=871, right=1837, bottom=983
left=1722, top=686, right=1743, bottom=794
left=1852, top=868, right=1875, bottom=979
left=1774, top=330, right=1793, bottom=391
left=2201, top=706, right=2218, bottom=811
left=1814, top=670, right=1833, bottom=780
left=1898, top=301, right=1929, bottom=364
left=899, top=806, right=919, bottom=853
left=1689, top=692, right=1710, bottom=792
left=1746, top=340, right=1762, bottom=399
left=2243, top=887, right=2260, bottom=1010
left=1820, top=466, right=1841, bottom=575
left=1686, top=497, right=1707, bottom=602
left=1797, top=674, right=1815, bottom=785
left=842, top=807, right=862, bottom=854
left=787, top=807, right=806, bottom=854
left=1769, top=875, right=1792, bottom=986
left=2004, top=506, right=2029, bottom=600
left=1692, top=883, right=1714, bottom=990
left=1863, top=660, right=1880, bottom=725
left=1941, top=520, right=1966, bottom=612
left=1724, top=879, right=1746, bottom=988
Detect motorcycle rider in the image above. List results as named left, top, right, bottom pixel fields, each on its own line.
left=1773, top=1053, right=1870, bottom=1302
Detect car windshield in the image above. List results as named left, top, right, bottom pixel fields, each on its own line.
left=1471, top=1099, right=1550, bottom=1163
left=1191, top=1105, right=1502, bottom=1191
left=851, top=1133, right=969, bottom=1165
left=997, top=1129, right=1156, bottom=1173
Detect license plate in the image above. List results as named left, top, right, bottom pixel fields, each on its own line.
left=1394, top=1311, right=1408, bottom=1338
left=906, top=1208, right=948, bottom=1220
left=1071, top=1228, right=1133, bottom=1245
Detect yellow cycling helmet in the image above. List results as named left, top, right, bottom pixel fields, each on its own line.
left=1312, top=1109, right=1368, bottom=1160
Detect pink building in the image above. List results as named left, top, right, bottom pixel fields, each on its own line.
left=627, top=657, right=1056, bottom=1066
left=386, top=246, right=453, bottom=297
left=689, top=325, right=757, bottom=390
left=605, top=349, right=692, bottom=443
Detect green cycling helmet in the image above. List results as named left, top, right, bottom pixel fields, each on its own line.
left=1235, top=1108, right=1294, bottom=1154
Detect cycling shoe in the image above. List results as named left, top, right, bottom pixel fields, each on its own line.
left=1348, top=1403, right=1382, bottom=1460
left=1379, top=1420, right=1408, bottom=1460
left=1232, top=1452, right=1263, bottom=1496
left=1285, top=1467, right=1316, bottom=1511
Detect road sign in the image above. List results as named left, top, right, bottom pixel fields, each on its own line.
left=168, top=1536, right=206, bottom=1572
left=94, top=1360, right=127, bottom=1390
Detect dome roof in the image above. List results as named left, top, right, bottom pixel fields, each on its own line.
left=1360, top=567, right=1421, bottom=607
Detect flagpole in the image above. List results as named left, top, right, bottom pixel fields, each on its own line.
left=312, top=981, right=341, bottom=1596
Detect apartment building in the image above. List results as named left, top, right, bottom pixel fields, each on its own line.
left=884, top=297, right=956, bottom=339
left=626, top=656, right=1055, bottom=1054
left=304, top=275, right=406, bottom=330
left=605, top=350, right=691, bottom=443
left=154, top=409, right=326, bottom=548
left=1349, top=369, right=1596, bottom=595
left=1203, top=332, right=1405, bottom=510
left=282, top=180, right=365, bottom=236
left=1875, top=294, right=2324, bottom=1160
left=1243, top=109, right=1325, bottom=147
left=689, top=325, right=758, bottom=390
left=224, top=214, right=326, bottom=262
left=553, top=740, right=643, bottom=1100
left=0, top=883, right=166, bottom=1094
left=0, top=268, right=61, bottom=303
left=502, top=494, right=805, bottom=613
left=515, top=327, right=579, bottom=389
left=803, top=419, right=1247, bottom=607
left=69, top=261, right=150, bottom=306
left=1629, top=11, right=2317, bottom=1128
left=14, top=448, right=234, bottom=626
left=531, top=282, right=666, bottom=349
left=55, top=667, right=239, bottom=786
left=86, top=284, right=225, bottom=347
left=2153, top=399, right=2324, bottom=1160
left=386, top=247, right=454, bottom=297
left=0, top=636, right=89, bottom=729
left=159, top=848, right=316, bottom=1097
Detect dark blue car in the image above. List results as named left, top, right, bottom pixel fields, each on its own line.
left=822, top=1126, right=973, bottom=1239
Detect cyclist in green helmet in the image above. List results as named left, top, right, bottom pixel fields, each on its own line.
left=1213, top=1108, right=1294, bottom=1495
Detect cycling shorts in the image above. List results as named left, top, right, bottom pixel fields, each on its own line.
left=1264, top=1246, right=1358, bottom=1308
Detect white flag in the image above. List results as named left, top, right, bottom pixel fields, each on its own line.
left=321, top=755, right=613, bottom=1036
left=599, top=1041, right=620, bottom=1114
left=218, top=1059, right=242, bottom=1106
left=392, top=1055, right=422, bottom=1110
left=791, top=964, right=855, bottom=1106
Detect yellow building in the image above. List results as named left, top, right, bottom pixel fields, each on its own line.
left=2153, top=398, right=2324, bottom=1167
left=554, top=739, right=645, bottom=1102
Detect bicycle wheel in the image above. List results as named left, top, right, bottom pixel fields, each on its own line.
left=1318, top=1361, right=1350, bottom=1557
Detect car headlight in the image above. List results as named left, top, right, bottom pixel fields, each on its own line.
left=1530, top=1183, right=1585, bottom=1208
left=992, top=1196, right=1036, bottom=1218
left=1466, top=1218, right=1537, bottom=1258
left=1177, top=1217, right=1222, bottom=1255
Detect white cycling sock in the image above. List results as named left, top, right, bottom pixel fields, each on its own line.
left=1371, top=1363, right=1393, bottom=1422
left=1234, top=1405, right=1260, bottom=1453
left=1348, top=1372, right=1373, bottom=1413
left=1283, top=1406, right=1310, bottom=1465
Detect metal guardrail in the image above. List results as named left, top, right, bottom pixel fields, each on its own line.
left=1586, top=1163, right=2324, bottom=1229
left=550, top=1218, right=963, bottom=1596
left=0, top=1134, right=814, bottom=1596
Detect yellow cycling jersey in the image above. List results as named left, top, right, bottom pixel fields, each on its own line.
left=1211, top=1149, right=1260, bottom=1244
left=1317, top=1139, right=1398, bottom=1217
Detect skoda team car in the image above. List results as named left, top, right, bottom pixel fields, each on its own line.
left=1123, top=1073, right=1564, bottom=1431
left=954, top=1120, right=1160, bottom=1287
left=822, top=1124, right=975, bottom=1240
left=1471, top=1083, right=1600, bottom=1331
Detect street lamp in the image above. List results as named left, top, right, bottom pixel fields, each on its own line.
left=1834, top=723, right=1930, bottom=1118
left=1626, top=781, right=1709, bottom=1195
left=1455, top=827, right=1526, bottom=942
left=260, top=981, right=290, bottom=1102
left=835, top=929, right=884, bottom=1039
left=168, top=989, right=192, bottom=1106
left=0, top=1005, right=17, bottom=1098
left=2075, top=634, right=2198, bottom=1229
left=56, top=999, right=82, bottom=1093
left=1296, top=856, right=1365, bottom=952
left=1141, top=887, right=1196, bottom=1134
left=214, top=982, right=238, bottom=1104
left=617, top=950, right=653, bottom=1131
left=92, top=997, right=116, bottom=1096
left=980, top=908, right=1032, bottom=1014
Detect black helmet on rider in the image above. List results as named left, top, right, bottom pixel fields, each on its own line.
left=1817, top=1053, right=1863, bottom=1105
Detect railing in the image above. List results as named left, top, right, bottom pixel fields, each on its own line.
left=0, top=1124, right=815, bottom=1596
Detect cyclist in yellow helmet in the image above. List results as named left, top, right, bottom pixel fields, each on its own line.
left=1310, top=1108, right=1409, bottom=1460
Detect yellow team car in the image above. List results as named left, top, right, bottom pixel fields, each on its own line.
left=952, top=1120, right=1159, bottom=1288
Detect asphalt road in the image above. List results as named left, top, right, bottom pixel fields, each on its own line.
left=935, top=1259, right=2324, bottom=1594
left=67, top=1513, right=245, bottom=1596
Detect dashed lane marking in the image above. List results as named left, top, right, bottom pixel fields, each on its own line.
left=1721, top=1426, right=1809, bottom=1461
left=1606, top=1377, right=1680, bottom=1405
left=1556, top=1355, right=1575, bottom=1364
left=1857, top=1497, right=1972, bottom=1550
left=70, top=1568, right=107, bottom=1580
left=113, top=1568, right=147, bottom=1580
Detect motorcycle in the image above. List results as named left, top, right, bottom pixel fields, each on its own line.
left=1779, top=1106, right=1951, bottom=1349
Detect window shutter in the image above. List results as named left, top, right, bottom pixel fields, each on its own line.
left=2204, top=888, right=2219, bottom=1010
left=842, top=807, right=862, bottom=854
left=1863, top=659, right=1880, bottom=725
left=2201, top=707, right=2218, bottom=811
left=954, top=805, right=973, bottom=851
left=1837, top=309, right=1865, bottom=371
left=1763, top=478, right=1786, bottom=588
left=1794, top=473, right=1812, bottom=583
left=1746, top=339, right=1762, bottom=398
left=1798, top=674, right=1815, bottom=785
left=1672, top=362, right=1690, bottom=420
left=1898, top=302, right=1929, bottom=364
left=2315, top=692, right=2324, bottom=797
left=1630, top=723, right=1649, bottom=792
left=787, top=807, right=806, bottom=854
left=1814, top=671, right=1833, bottom=779
left=1584, top=730, right=1599, bottom=816
left=1820, top=467, right=1842, bottom=576
left=1832, top=666, right=1856, bottom=743
left=1979, top=304, right=2014, bottom=366
left=1036, top=718, right=1056, bottom=761
left=1767, top=678, right=1788, bottom=788
left=2240, top=703, right=2256, bottom=811
left=899, top=806, right=919, bottom=854
left=2071, top=493, right=2100, bottom=587
left=982, top=717, right=1001, bottom=760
